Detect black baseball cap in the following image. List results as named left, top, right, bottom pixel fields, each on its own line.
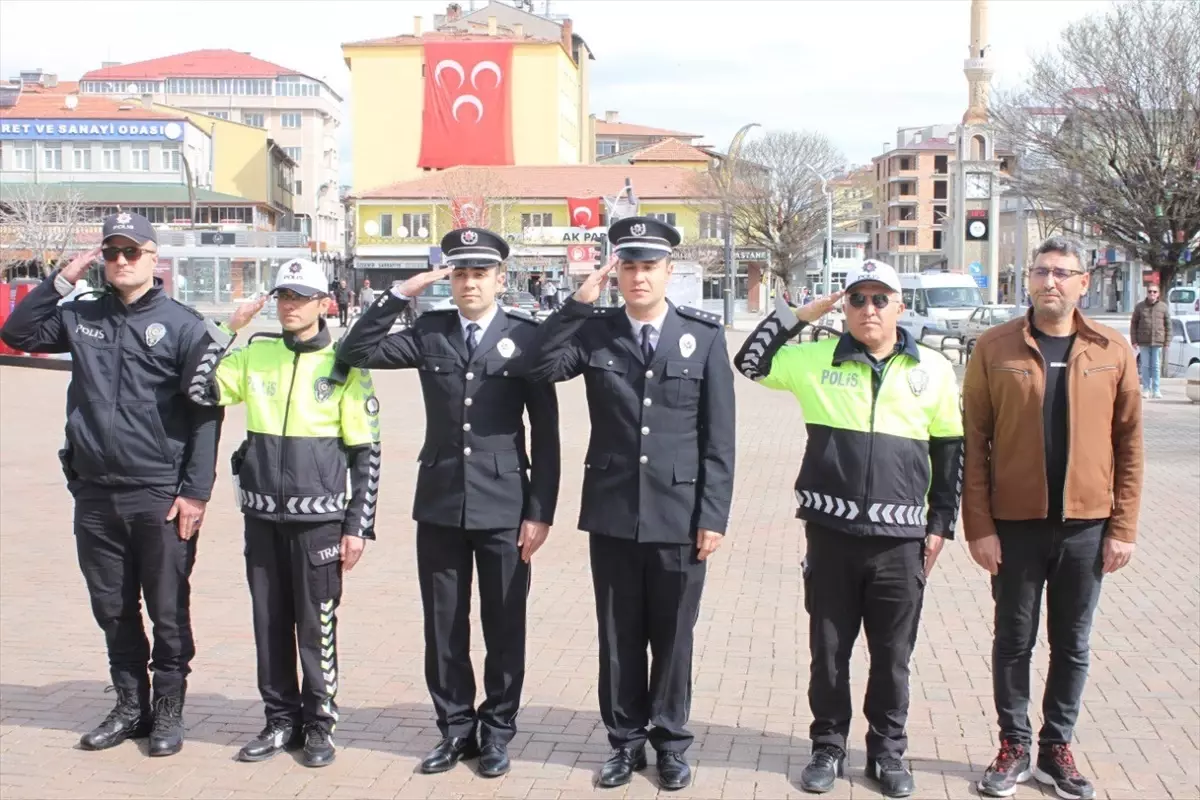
left=102, top=212, right=157, bottom=246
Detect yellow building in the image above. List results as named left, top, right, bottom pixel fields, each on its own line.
left=342, top=2, right=594, bottom=193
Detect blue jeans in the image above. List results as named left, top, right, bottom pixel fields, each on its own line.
left=1139, top=345, right=1162, bottom=393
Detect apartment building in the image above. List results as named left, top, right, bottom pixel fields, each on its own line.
left=871, top=125, right=957, bottom=273
left=593, top=111, right=701, bottom=160
left=78, top=50, right=344, bottom=254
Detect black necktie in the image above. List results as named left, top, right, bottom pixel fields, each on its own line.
left=465, top=323, right=480, bottom=359
left=640, top=324, right=654, bottom=362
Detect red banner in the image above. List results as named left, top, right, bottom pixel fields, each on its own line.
left=418, top=41, right=514, bottom=169
left=566, top=197, right=601, bottom=228
left=450, top=197, right=488, bottom=229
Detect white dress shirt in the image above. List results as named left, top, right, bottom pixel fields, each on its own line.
left=626, top=307, right=669, bottom=353
left=460, top=304, right=499, bottom=348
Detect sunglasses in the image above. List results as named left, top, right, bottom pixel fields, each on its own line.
left=847, top=292, right=892, bottom=310
left=101, top=245, right=154, bottom=261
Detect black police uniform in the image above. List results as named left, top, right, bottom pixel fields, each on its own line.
left=337, top=228, right=561, bottom=768
left=0, top=212, right=223, bottom=755
left=521, top=217, right=736, bottom=770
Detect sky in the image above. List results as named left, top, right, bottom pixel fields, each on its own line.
left=0, top=0, right=1115, bottom=186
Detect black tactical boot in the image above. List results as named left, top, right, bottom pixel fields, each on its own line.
left=79, top=686, right=150, bottom=751
left=148, top=689, right=185, bottom=757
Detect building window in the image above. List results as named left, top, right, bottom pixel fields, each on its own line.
left=281, top=113, right=302, bottom=128
left=131, top=147, right=151, bottom=171
left=648, top=212, right=677, bottom=227
left=933, top=205, right=947, bottom=224
left=73, top=147, right=92, bottom=170
left=242, top=112, right=265, bottom=128
left=934, top=155, right=948, bottom=174
left=42, top=144, right=63, bottom=171
left=161, top=144, right=181, bottom=172
left=102, top=146, right=120, bottom=171
left=898, top=156, right=913, bottom=170
left=933, top=230, right=943, bottom=250
left=596, top=140, right=618, bottom=157
left=207, top=110, right=230, bottom=120
left=379, top=214, right=393, bottom=237
left=294, top=180, right=302, bottom=197
left=933, top=180, right=948, bottom=200
left=521, top=213, right=553, bottom=228
left=284, top=147, right=302, bottom=162
left=402, top=213, right=431, bottom=236
left=12, top=144, right=34, bottom=171
left=699, top=212, right=725, bottom=239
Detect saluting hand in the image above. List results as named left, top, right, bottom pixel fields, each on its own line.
left=341, top=535, right=366, bottom=571
left=518, top=520, right=550, bottom=563
left=793, top=291, right=845, bottom=324
left=395, top=266, right=454, bottom=299
left=60, top=247, right=102, bottom=284
left=572, top=256, right=617, bottom=304
left=166, top=497, right=206, bottom=541
left=697, top=529, right=724, bottom=561
left=228, top=295, right=268, bottom=332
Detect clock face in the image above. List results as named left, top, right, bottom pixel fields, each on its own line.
left=966, top=173, right=990, bottom=199
left=968, top=220, right=988, bottom=238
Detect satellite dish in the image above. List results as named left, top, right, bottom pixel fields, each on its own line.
left=364, top=220, right=379, bottom=236
left=398, top=226, right=410, bottom=238
left=126, top=83, right=139, bottom=94
left=64, top=95, right=78, bottom=110
left=418, top=226, right=429, bottom=238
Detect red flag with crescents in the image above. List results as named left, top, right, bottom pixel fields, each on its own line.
left=566, top=197, right=601, bottom=228
left=418, top=41, right=514, bottom=169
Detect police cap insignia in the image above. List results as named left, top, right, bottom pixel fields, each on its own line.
left=630, top=222, right=646, bottom=237
left=461, top=229, right=478, bottom=245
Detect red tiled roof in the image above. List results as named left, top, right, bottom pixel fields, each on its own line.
left=344, top=32, right=558, bottom=48
left=357, top=165, right=713, bottom=200
left=595, top=120, right=700, bottom=139
left=0, top=92, right=188, bottom=121
left=628, top=138, right=711, bottom=163
left=80, top=50, right=304, bottom=80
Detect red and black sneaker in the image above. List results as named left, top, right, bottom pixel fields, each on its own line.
left=977, top=739, right=1031, bottom=797
left=1033, top=744, right=1095, bottom=800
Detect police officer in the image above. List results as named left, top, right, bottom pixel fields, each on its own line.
left=0, top=212, right=223, bottom=757
left=181, top=258, right=379, bottom=768
left=336, top=228, right=560, bottom=779
left=521, top=217, right=736, bottom=791
left=733, top=260, right=964, bottom=798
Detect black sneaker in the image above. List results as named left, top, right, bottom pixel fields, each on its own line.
left=237, top=719, right=304, bottom=762
left=866, top=756, right=914, bottom=798
left=978, top=739, right=1032, bottom=797
left=301, top=723, right=336, bottom=768
left=1034, top=745, right=1095, bottom=800
left=148, top=693, right=185, bottom=757
left=799, top=745, right=845, bottom=793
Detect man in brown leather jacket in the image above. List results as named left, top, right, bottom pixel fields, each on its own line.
left=962, top=237, right=1143, bottom=800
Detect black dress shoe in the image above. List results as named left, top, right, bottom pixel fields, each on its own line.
left=420, top=736, right=480, bottom=774
left=799, top=745, right=846, bottom=793
left=478, top=743, right=511, bottom=778
left=598, top=746, right=647, bottom=788
left=301, top=724, right=336, bottom=768
left=866, top=757, right=914, bottom=798
left=148, top=693, right=185, bottom=757
left=656, top=752, right=692, bottom=791
left=237, top=720, right=304, bottom=762
left=79, top=687, right=150, bottom=751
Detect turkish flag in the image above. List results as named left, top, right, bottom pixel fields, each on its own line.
left=450, top=196, right=488, bottom=229
left=418, top=41, right=514, bottom=169
left=567, top=197, right=600, bottom=228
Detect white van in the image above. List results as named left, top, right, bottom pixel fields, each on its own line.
left=897, top=272, right=984, bottom=341
left=1167, top=285, right=1199, bottom=317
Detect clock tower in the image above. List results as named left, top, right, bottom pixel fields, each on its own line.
left=947, top=0, right=1003, bottom=302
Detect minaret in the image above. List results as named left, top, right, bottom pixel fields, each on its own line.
left=963, top=0, right=993, bottom=125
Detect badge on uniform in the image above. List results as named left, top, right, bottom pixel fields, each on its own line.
left=679, top=333, right=697, bottom=359
left=497, top=337, right=515, bottom=359
left=314, top=377, right=335, bottom=403
left=364, top=396, right=380, bottom=416
left=145, top=322, right=166, bottom=347
left=908, top=367, right=929, bottom=397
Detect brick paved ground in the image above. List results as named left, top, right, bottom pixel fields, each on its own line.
left=1, top=336, right=1197, bottom=800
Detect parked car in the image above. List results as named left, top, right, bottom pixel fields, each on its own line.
left=501, top=291, right=541, bottom=317
left=1137, top=314, right=1200, bottom=378
left=962, top=304, right=1021, bottom=340
left=1167, top=285, right=1199, bottom=317
left=414, top=280, right=456, bottom=315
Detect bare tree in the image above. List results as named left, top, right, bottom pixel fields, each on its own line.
left=993, top=0, right=1200, bottom=287
left=718, top=130, right=846, bottom=287
left=0, top=184, right=92, bottom=277
left=435, top=167, right=521, bottom=236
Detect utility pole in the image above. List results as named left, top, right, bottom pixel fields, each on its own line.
left=805, top=163, right=833, bottom=294
left=719, top=123, right=760, bottom=328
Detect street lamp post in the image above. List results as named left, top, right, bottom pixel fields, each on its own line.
left=720, top=123, right=760, bottom=328
left=804, top=163, right=833, bottom=295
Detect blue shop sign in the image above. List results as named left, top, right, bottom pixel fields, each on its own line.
left=0, top=119, right=185, bottom=141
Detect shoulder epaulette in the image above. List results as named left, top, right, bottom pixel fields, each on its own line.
left=168, top=298, right=206, bottom=320
left=676, top=305, right=723, bottom=327
left=502, top=307, right=539, bottom=324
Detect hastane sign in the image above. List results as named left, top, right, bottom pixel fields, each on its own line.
left=0, top=119, right=186, bottom=141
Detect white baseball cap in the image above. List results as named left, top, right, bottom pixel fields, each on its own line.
left=273, top=259, right=328, bottom=297
left=844, top=259, right=901, bottom=294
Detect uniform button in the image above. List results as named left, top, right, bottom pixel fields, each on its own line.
left=503, top=370, right=509, bottom=376
left=463, top=423, right=471, bottom=432
left=465, top=371, right=475, bottom=380
left=464, top=398, right=473, bottom=406
left=683, top=368, right=690, bottom=374
left=639, top=455, right=649, bottom=464
left=607, top=359, right=614, bottom=366
left=434, top=366, right=440, bottom=372
left=641, top=426, right=650, bottom=435
left=464, top=447, right=472, bottom=456
left=645, top=370, right=654, bottom=378
left=643, top=398, right=652, bottom=407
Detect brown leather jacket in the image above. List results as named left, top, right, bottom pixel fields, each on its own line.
left=962, top=310, right=1143, bottom=542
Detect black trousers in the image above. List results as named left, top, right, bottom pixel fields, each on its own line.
left=992, top=520, right=1106, bottom=748
left=337, top=306, right=348, bottom=327
left=803, top=524, right=926, bottom=760
left=416, top=523, right=529, bottom=745
left=73, top=484, right=196, bottom=699
left=589, top=534, right=707, bottom=753
left=244, top=518, right=344, bottom=733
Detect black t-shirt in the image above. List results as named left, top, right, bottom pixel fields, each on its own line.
left=1033, top=329, right=1075, bottom=520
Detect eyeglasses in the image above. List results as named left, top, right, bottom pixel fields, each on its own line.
left=1029, top=267, right=1085, bottom=281
left=847, top=292, right=892, bottom=310
left=101, top=245, right=155, bottom=262
left=275, top=289, right=323, bottom=302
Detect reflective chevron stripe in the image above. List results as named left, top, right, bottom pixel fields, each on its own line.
left=358, top=442, right=381, bottom=536
left=795, top=490, right=860, bottom=521
left=238, top=489, right=277, bottom=513
left=283, top=493, right=348, bottom=515
left=866, top=502, right=928, bottom=527
left=187, top=341, right=225, bottom=406
left=737, top=315, right=786, bottom=380
left=317, top=598, right=339, bottom=732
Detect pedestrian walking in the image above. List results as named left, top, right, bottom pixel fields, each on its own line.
left=334, top=279, right=350, bottom=327
left=963, top=237, right=1142, bottom=800
left=521, top=217, right=736, bottom=791
left=183, top=259, right=381, bottom=767
left=733, top=259, right=963, bottom=798
left=337, top=228, right=561, bottom=779
left=1130, top=282, right=1171, bottom=399
left=0, top=212, right=224, bottom=757
left=541, top=277, right=558, bottom=310
left=358, top=279, right=375, bottom=312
